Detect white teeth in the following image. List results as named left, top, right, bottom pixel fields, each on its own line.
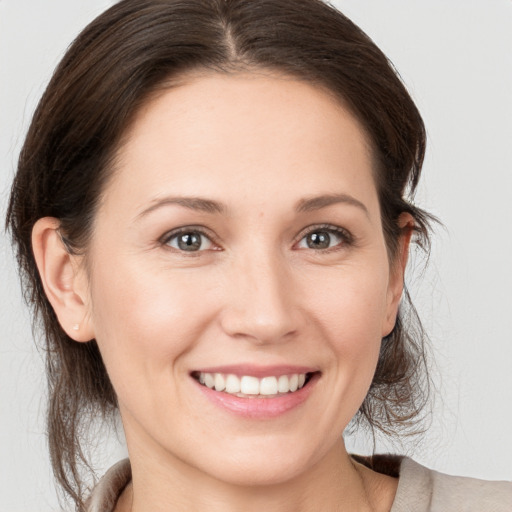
left=277, top=375, right=290, bottom=393
left=241, top=376, right=260, bottom=395
left=214, top=373, right=226, bottom=391
left=289, top=374, right=299, bottom=392
left=225, top=374, right=241, bottom=393
left=197, top=372, right=309, bottom=396
left=204, top=373, right=215, bottom=389
left=260, top=376, right=278, bottom=395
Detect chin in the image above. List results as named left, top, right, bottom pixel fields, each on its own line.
left=207, top=458, right=309, bottom=488
left=187, top=438, right=326, bottom=488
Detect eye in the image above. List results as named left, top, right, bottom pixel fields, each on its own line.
left=296, top=226, right=350, bottom=251
left=163, top=229, right=214, bottom=252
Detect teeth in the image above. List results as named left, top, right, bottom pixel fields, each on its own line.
left=260, top=376, right=278, bottom=395
left=197, top=372, right=309, bottom=396
left=289, top=374, right=299, bottom=392
left=214, top=373, right=226, bottom=392
left=225, top=374, right=241, bottom=393
left=241, top=376, right=260, bottom=395
left=204, top=373, right=215, bottom=389
left=278, top=375, right=290, bottom=393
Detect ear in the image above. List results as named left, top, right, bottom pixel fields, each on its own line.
left=382, top=213, right=415, bottom=337
left=32, top=217, right=95, bottom=342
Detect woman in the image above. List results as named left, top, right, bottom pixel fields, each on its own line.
left=5, top=0, right=511, bottom=511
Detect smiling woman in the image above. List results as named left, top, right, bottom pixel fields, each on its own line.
left=5, top=1, right=512, bottom=512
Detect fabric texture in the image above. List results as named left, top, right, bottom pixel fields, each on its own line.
left=391, top=458, right=512, bottom=512
left=86, top=456, right=512, bottom=512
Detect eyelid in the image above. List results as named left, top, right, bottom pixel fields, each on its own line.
left=159, top=225, right=221, bottom=251
left=293, top=223, right=354, bottom=250
left=158, top=223, right=353, bottom=253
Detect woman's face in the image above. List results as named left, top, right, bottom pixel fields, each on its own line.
left=81, top=72, right=405, bottom=485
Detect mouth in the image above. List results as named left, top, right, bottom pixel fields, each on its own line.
left=191, top=367, right=320, bottom=418
left=191, top=371, right=317, bottom=398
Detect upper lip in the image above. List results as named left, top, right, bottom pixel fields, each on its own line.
left=191, top=364, right=319, bottom=378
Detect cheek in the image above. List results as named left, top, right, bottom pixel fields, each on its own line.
left=303, top=259, right=390, bottom=403
left=325, top=283, right=386, bottom=378
left=87, top=258, right=218, bottom=398
left=307, top=260, right=390, bottom=345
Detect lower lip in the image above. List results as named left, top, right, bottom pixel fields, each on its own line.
left=193, top=373, right=319, bottom=419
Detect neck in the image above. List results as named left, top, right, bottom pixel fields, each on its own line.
left=117, top=440, right=396, bottom=512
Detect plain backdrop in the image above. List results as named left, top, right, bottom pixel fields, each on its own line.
left=1, top=1, right=511, bottom=510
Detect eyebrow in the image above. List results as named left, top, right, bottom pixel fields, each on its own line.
left=136, top=192, right=368, bottom=219
left=296, top=193, right=369, bottom=216
left=137, top=196, right=226, bottom=219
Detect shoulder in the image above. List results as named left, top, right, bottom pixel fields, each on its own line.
left=86, top=459, right=132, bottom=512
left=86, top=456, right=512, bottom=512
left=393, top=457, right=512, bottom=512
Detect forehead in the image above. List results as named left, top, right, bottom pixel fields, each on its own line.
left=106, top=72, right=378, bottom=218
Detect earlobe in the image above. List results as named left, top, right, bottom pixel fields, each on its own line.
left=31, top=218, right=95, bottom=342
left=382, top=213, right=415, bottom=337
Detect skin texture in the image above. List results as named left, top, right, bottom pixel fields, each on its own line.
left=32, top=73, right=411, bottom=511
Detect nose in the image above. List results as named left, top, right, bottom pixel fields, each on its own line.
left=219, top=248, right=301, bottom=345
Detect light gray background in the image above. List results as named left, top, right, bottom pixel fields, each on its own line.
left=1, top=1, right=511, bottom=510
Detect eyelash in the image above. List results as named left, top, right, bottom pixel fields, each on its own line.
left=159, top=226, right=219, bottom=256
left=295, top=223, right=354, bottom=252
left=159, top=223, right=354, bottom=254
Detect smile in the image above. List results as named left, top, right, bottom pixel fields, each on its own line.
left=195, top=372, right=311, bottom=397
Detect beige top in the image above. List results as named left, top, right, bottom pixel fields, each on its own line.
left=86, top=456, right=512, bottom=512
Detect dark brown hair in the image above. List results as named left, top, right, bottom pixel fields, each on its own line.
left=6, top=0, right=434, bottom=509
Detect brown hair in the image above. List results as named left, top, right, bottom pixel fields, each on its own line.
left=6, top=0, right=434, bottom=509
